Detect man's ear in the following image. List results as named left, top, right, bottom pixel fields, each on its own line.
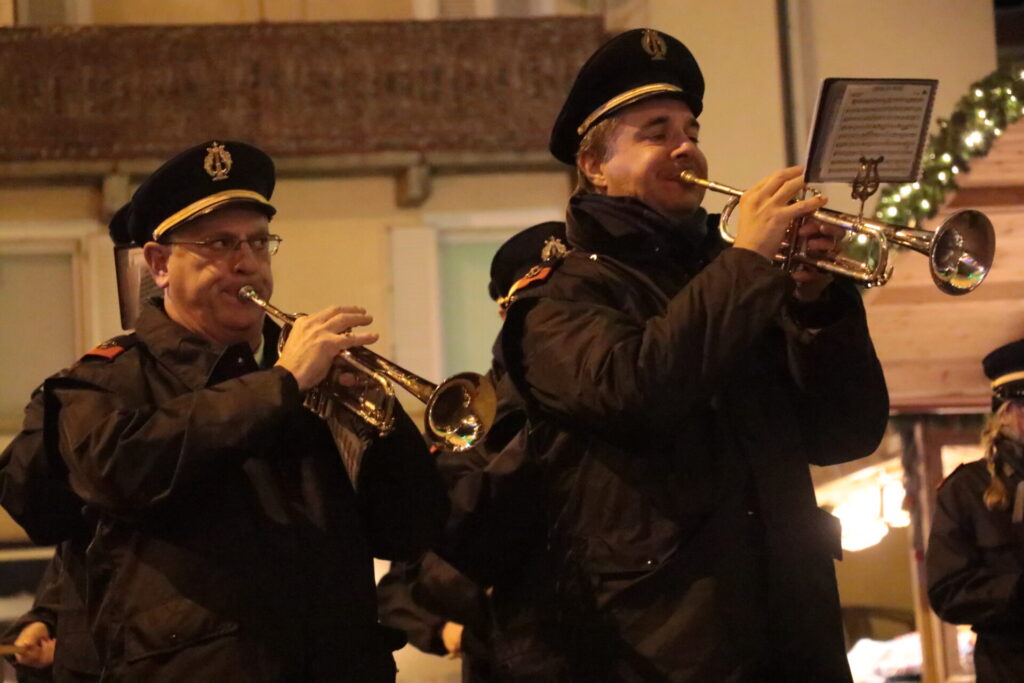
left=578, top=150, right=608, bottom=192
left=142, top=242, right=171, bottom=289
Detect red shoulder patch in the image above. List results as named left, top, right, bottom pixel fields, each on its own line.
left=83, top=340, right=127, bottom=361
left=497, top=265, right=553, bottom=309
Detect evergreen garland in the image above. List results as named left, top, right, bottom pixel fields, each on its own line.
left=874, top=69, right=1024, bottom=226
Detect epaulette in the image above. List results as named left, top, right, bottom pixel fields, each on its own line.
left=81, top=334, right=138, bottom=362
left=497, top=264, right=557, bottom=311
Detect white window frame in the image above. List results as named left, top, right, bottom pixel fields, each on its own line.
left=389, top=206, right=561, bottom=382
left=0, top=219, right=108, bottom=440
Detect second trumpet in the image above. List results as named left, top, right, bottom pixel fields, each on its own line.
left=679, top=171, right=995, bottom=295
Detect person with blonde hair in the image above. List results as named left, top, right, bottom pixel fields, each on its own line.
left=927, top=338, right=1024, bottom=683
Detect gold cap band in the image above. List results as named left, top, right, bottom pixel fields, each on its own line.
left=152, top=190, right=274, bottom=241
left=993, top=370, right=1024, bottom=389
left=576, top=83, right=684, bottom=136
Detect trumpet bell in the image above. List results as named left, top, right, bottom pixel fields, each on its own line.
left=928, top=209, right=995, bottom=295
left=427, top=373, right=498, bottom=452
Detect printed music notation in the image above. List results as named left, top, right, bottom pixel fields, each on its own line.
left=804, top=78, right=937, bottom=183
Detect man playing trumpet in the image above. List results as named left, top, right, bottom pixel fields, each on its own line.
left=0, top=140, right=447, bottom=682
left=491, top=29, right=889, bottom=682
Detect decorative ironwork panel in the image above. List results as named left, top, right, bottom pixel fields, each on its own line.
left=0, top=17, right=603, bottom=161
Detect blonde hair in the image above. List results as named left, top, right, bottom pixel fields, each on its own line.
left=573, top=117, right=621, bottom=196
left=981, top=401, right=1015, bottom=510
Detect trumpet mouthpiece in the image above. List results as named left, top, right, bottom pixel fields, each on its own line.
left=238, top=285, right=258, bottom=300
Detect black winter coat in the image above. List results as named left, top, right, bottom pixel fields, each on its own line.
left=2, top=542, right=99, bottom=682
left=927, top=456, right=1024, bottom=683
left=498, top=195, right=889, bottom=682
left=2, top=299, right=447, bottom=682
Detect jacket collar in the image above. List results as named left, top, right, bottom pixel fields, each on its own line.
left=135, top=298, right=281, bottom=390
left=565, top=193, right=715, bottom=263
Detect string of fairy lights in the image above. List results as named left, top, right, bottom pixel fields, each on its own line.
left=874, top=68, right=1024, bottom=226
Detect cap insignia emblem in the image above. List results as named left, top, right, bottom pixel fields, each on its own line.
left=641, top=29, right=668, bottom=61
left=203, top=142, right=232, bottom=182
left=541, top=236, right=568, bottom=262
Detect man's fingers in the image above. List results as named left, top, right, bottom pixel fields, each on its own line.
left=302, top=305, right=368, bottom=324
left=292, top=310, right=374, bottom=336
left=754, top=166, right=804, bottom=201
left=323, top=313, right=373, bottom=334
left=337, top=332, right=378, bottom=349
left=777, top=194, right=827, bottom=225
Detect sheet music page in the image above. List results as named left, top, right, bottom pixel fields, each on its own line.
left=805, top=79, right=937, bottom=183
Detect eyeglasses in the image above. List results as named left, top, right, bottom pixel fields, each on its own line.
left=165, top=234, right=283, bottom=257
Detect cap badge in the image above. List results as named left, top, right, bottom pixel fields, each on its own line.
left=203, top=142, right=233, bottom=182
left=641, top=29, right=668, bottom=61
left=541, top=236, right=568, bottom=262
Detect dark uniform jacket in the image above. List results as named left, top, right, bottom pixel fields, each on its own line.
left=2, top=543, right=99, bottom=683
left=497, top=195, right=889, bottom=682
left=4, top=299, right=447, bottom=682
left=927, top=454, right=1024, bottom=683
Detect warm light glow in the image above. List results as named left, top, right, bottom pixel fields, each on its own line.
left=937, top=171, right=948, bottom=182
left=882, top=481, right=910, bottom=528
left=840, top=518, right=890, bottom=551
left=974, top=88, right=984, bottom=97
left=964, top=131, right=983, bottom=147
left=941, top=153, right=952, bottom=163
left=995, top=128, right=1003, bottom=136
left=952, top=165, right=960, bottom=174
left=886, top=206, right=898, bottom=218
left=977, top=109, right=987, bottom=119
left=899, top=185, right=912, bottom=197
left=856, top=233, right=869, bottom=245
left=920, top=199, right=930, bottom=210
left=912, top=182, right=920, bottom=190
left=835, top=487, right=889, bottom=552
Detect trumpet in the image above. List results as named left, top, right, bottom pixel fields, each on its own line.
left=238, top=286, right=496, bottom=452
left=679, top=171, right=995, bottom=295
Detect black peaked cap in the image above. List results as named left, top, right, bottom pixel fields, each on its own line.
left=984, top=339, right=1024, bottom=407
left=489, top=221, right=568, bottom=302
left=549, top=28, right=704, bottom=166
left=126, top=140, right=277, bottom=246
